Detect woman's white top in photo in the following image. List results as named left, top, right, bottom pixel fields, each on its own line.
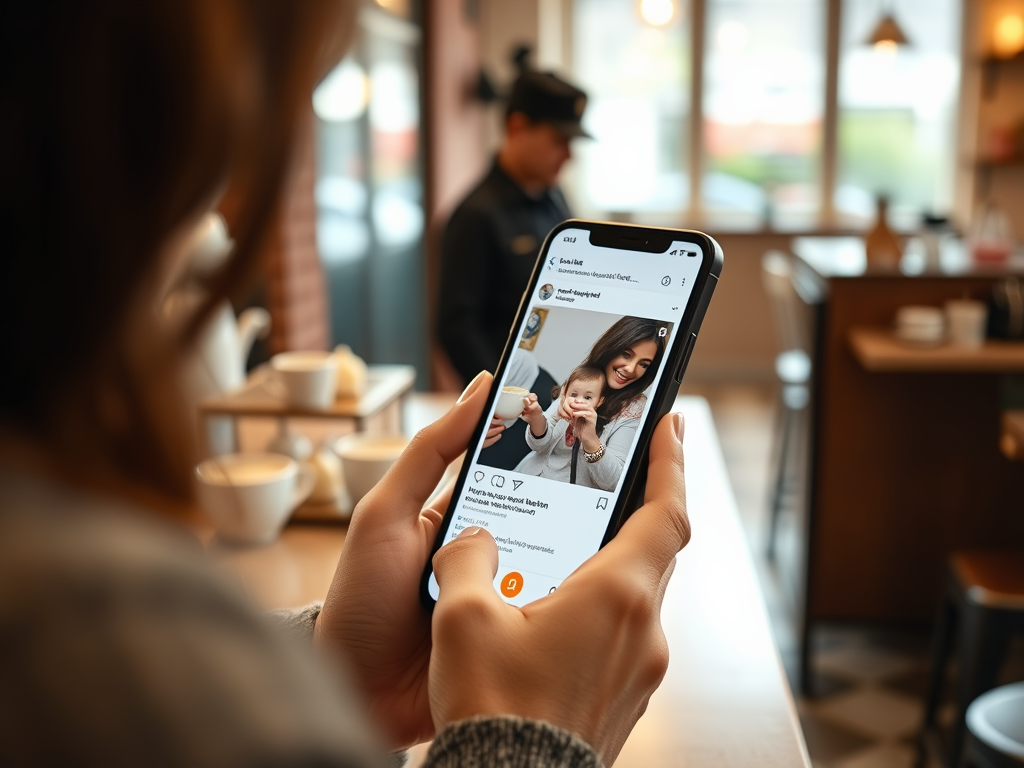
left=514, top=395, right=646, bottom=491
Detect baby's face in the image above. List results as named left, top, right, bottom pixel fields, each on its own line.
left=563, top=377, right=605, bottom=409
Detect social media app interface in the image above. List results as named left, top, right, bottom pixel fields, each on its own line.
left=428, top=228, right=702, bottom=606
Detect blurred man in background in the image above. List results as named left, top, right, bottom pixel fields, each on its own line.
left=437, top=68, right=590, bottom=384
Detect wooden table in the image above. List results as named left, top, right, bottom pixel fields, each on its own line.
left=206, top=395, right=811, bottom=768
left=785, top=237, right=1024, bottom=691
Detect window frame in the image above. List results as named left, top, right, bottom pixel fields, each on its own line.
left=561, top=0, right=968, bottom=232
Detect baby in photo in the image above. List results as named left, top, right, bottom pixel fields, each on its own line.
left=514, top=365, right=607, bottom=486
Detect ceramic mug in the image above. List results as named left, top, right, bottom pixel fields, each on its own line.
left=332, top=433, right=409, bottom=506
left=493, top=386, right=530, bottom=420
left=195, top=452, right=315, bottom=544
left=265, top=351, right=339, bottom=410
left=945, top=299, right=988, bottom=349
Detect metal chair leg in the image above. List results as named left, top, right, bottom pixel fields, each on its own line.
left=918, top=590, right=958, bottom=767
left=767, top=403, right=794, bottom=562
left=950, top=603, right=1010, bottom=767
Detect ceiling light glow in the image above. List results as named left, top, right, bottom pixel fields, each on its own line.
left=639, top=0, right=674, bottom=27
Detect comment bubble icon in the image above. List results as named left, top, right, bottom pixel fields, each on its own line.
left=474, top=471, right=485, bottom=483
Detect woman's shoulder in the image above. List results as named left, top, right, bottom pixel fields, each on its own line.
left=0, top=481, right=382, bottom=765
left=617, top=394, right=647, bottom=422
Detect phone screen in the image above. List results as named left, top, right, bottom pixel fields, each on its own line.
left=426, top=226, right=705, bottom=607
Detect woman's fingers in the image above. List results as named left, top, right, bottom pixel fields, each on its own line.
left=360, top=372, right=492, bottom=523
left=431, top=526, right=502, bottom=610
left=483, top=416, right=505, bottom=448
left=588, top=413, right=688, bottom=583
left=422, top=478, right=457, bottom=536
left=557, top=400, right=572, bottom=421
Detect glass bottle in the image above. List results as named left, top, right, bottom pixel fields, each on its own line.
left=970, top=201, right=1014, bottom=264
left=865, top=196, right=902, bottom=270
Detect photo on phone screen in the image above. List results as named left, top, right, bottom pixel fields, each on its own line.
left=424, top=223, right=719, bottom=608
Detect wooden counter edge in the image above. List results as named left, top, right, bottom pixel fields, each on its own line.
left=848, top=327, right=1024, bottom=373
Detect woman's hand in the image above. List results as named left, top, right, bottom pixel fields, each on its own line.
left=314, top=372, right=492, bottom=749
left=568, top=401, right=600, bottom=452
left=429, top=413, right=689, bottom=766
left=483, top=414, right=505, bottom=448
left=555, top=385, right=573, bottom=422
left=521, top=393, right=546, bottom=437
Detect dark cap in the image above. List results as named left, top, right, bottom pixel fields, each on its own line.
left=506, top=70, right=591, bottom=139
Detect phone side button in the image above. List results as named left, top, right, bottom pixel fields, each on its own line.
left=674, top=333, right=698, bottom=383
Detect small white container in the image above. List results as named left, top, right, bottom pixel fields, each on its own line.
left=945, top=299, right=988, bottom=349
left=895, top=306, right=945, bottom=346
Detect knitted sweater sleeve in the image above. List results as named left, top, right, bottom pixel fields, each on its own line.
left=425, top=716, right=602, bottom=768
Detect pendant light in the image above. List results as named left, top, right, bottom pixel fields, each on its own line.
left=866, top=1, right=910, bottom=51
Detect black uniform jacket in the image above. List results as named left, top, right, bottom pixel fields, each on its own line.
left=437, top=159, right=570, bottom=383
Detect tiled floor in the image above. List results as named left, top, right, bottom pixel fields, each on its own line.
left=682, top=382, right=1023, bottom=768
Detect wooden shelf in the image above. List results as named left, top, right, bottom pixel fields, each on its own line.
left=199, top=364, right=416, bottom=420
left=848, top=327, right=1024, bottom=372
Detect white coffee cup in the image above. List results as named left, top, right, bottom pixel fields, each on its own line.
left=946, top=299, right=988, bottom=349
left=265, top=351, right=339, bottom=410
left=332, top=433, right=409, bottom=505
left=493, top=386, right=530, bottom=420
left=195, top=452, right=315, bottom=544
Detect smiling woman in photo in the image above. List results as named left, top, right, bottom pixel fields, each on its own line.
left=515, top=316, right=668, bottom=490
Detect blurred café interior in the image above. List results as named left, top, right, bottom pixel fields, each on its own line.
left=193, top=0, right=1024, bottom=766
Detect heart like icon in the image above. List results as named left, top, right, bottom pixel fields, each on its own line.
left=474, top=471, right=485, bottom=483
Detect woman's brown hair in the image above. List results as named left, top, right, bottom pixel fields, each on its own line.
left=581, top=317, right=667, bottom=427
left=0, top=0, right=353, bottom=512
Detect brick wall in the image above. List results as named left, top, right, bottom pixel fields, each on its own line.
left=266, top=110, right=329, bottom=354
left=218, top=109, right=329, bottom=357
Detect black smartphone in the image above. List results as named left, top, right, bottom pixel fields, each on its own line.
left=421, top=220, right=722, bottom=609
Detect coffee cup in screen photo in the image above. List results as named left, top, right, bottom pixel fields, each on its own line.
left=195, top=452, right=315, bottom=545
left=494, top=386, right=530, bottom=420
left=332, top=433, right=409, bottom=505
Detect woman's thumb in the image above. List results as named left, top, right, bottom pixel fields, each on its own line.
left=432, top=526, right=501, bottom=606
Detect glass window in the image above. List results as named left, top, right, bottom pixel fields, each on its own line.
left=313, top=7, right=428, bottom=385
left=836, top=0, right=961, bottom=228
left=702, top=0, right=826, bottom=229
left=571, top=0, right=691, bottom=220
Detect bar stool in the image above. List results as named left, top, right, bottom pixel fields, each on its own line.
left=920, top=551, right=1024, bottom=767
left=761, top=250, right=811, bottom=561
left=962, top=682, right=1024, bottom=767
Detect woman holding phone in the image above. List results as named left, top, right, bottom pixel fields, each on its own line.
left=0, top=3, right=690, bottom=766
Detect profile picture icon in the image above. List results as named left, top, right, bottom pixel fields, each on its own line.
left=538, top=283, right=554, bottom=301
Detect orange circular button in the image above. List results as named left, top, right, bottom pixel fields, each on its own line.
left=500, top=571, right=524, bottom=597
